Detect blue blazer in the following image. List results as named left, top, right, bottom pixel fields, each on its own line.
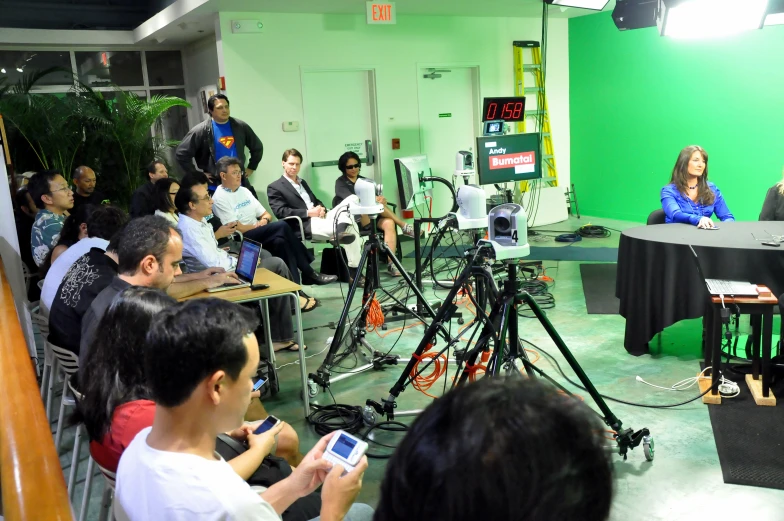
left=660, top=182, right=735, bottom=225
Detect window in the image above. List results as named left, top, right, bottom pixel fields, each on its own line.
left=145, top=51, right=185, bottom=87
left=0, top=51, right=72, bottom=86
left=75, top=51, right=144, bottom=87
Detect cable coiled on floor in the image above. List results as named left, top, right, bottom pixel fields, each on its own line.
left=307, top=403, right=364, bottom=436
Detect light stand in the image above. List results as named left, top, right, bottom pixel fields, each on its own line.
left=367, top=243, right=654, bottom=462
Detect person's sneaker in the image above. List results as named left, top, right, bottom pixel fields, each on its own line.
left=387, top=263, right=402, bottom=277
left=402, top=224, right=421, bottom=238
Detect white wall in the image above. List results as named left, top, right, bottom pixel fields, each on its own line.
left=182, top=35, right=220, bottom=128
left=216, top=12, right=570, bottom=211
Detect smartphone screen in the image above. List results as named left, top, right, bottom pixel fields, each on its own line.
left=252, top=378, right=266, bottom=392
left=331, top=433, right=358, bottom=460
left=253, top=415, right=279, bottom=435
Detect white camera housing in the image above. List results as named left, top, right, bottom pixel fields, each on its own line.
left=480, top=203, right=530, bottom=260
left=350, top=178, right=384, bottom=215
left=452, top=184, right=487, bottom=230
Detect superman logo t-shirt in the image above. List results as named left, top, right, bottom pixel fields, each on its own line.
left=212, top=120, right=238, bottom=161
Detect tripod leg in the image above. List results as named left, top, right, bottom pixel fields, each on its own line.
left=384, top=243, right=442, bottom=320
left=377, top=256, right=479, bottom=416
left=507, top=294, right=535, bottom=378
left=313, top=244, right=372, bottom=381
left=520, top=292, right=621, bottom=430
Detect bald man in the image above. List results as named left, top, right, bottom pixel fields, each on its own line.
left=72, top=166, right=109, bottom=209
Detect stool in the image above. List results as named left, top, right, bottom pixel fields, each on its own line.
left=699, top=285, right=777, bottom=406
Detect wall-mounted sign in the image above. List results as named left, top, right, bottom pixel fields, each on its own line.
left=367, top=2, right=396, bottom=24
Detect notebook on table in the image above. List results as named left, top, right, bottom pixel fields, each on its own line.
left=688, top=245, right=759, bottom=296
left=207, top=238, right=262, bottom=293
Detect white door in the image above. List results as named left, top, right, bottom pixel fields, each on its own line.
left=301, top=70, right=378, bottom=206
left=417, top=67, right=479, bottom=219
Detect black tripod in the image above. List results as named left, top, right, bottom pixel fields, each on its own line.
left=309, top=215, right=458, bottom=395
left=368, top=245, right=654, bottom=461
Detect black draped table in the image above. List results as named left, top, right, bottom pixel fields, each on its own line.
left=616, top=221, right=784, bottom=355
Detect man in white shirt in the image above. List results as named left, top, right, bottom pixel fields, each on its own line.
left=212, top=157, right=336, bottom=286
left=40, top=206, right=127, bottom=315
left=115, top=299, right=373, bottom=521
left=175, top=173, right=304, bottom=351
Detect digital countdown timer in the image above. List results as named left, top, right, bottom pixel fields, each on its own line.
left=481, top=97, right=526, bottom=122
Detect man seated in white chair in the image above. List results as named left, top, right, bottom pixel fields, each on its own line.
left=267, top=149, right=365, bottom=284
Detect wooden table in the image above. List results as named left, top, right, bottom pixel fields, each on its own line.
left=700, top=286, right=778, bottom=406
left=179, top=268, right=310, bottom=417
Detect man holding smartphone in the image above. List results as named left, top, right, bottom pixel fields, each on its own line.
left=115, top=299, right=373, bottom=521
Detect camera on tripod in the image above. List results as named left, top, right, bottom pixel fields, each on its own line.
left=479, top=203, right=530, bottom=260
left=350, top=178, right=384, bottom=216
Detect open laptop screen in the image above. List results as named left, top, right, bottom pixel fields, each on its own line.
left=236, top=239, right=262, bottom=283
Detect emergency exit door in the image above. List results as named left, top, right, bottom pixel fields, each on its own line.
left=301, top=69, right=379, bottom=205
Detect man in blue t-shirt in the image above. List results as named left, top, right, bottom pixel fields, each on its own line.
left=176, top=94, right=263, bottom=198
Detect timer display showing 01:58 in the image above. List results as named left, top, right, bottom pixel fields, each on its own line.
left=481, top=97, right=525, bottom=122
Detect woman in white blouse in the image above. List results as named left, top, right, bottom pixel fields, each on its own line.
left=153, top=178, right=180, bottom=225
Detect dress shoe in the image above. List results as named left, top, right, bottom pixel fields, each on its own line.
left=331, top=232, right=356, bottom=245
left=349, top=274, right=366, bottom=287
left=303, top=272, right=338, bottom=285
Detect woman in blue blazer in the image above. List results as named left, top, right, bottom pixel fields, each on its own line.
left=661, top=145, right=734, bottom=229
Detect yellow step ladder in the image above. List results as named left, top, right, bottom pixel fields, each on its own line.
left=514, top=40, right=557, bottom=189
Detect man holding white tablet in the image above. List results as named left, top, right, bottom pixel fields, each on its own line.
left=115, top=299, right=373, bottom=521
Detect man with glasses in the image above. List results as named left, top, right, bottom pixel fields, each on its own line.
left=71, top=166, right=109, bottom=209
left=176, top=172, right=306, bottom=352
left=27, top=170, right=74, bottom=267
left=267, top=149, right=364, bottom=284
left=212, top=157, right=336, bottom=285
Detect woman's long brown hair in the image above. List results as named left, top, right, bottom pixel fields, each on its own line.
left=669, top=145, right=715, bottom=205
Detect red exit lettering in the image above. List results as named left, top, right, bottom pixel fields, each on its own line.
left=372, top=4, right=392, bottom=21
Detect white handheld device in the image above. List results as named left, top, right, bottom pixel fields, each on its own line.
left=323, top=430, right=368, bottom=473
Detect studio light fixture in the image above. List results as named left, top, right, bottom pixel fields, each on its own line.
left=544, top=0, right=610, bottom=11
left=658, top=0, right=769, bottom=38
left=765, top=0, right=784, bottom=25
left=0, top=68, right=6, bottom=74
left=613, top=0, right=658, bottom=31
left=16, top=67, right=23, bottom=73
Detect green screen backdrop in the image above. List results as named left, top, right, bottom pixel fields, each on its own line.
left=568, top=13, right=784, bottom=223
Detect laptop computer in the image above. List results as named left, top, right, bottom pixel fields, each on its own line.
left=688, top=245, right=759, bottom=296
left=207, top=238, right=262, bottom=293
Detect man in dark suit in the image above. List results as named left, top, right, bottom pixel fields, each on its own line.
left=267, top=149, right=363, bottom=275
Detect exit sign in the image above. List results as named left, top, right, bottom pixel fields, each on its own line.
left=367, top=2, right=396, bottom=24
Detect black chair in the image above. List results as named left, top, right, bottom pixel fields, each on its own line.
left=646, top=209, right=666, bottom=225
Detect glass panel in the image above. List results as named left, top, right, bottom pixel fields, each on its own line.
left=145, top=51, right=185, bottom=86
left=75, top=51, right=143, bottom=87
left=0, top=51, right=72, bottom=86
left=155, top=88, right=189, bottom=141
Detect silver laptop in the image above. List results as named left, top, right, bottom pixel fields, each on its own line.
left=688, top=245, right=759, bottom=296
left=206, top=238, right=262, bottom=293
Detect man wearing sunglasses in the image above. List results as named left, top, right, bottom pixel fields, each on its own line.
left=27, top=170, right=74, bottom=268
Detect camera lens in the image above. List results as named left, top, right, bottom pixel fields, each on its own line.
left=494, top=216, right=511, bottom=234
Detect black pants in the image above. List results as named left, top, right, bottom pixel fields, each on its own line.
left=244, top=221, right=315, bottom=285
left=256, top=249, right=294, bottom=342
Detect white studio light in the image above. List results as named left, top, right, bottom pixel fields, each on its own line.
left=350, top=178, right=384, bottom=216
left=658, top=0, right=769, bottom=39
left=765, top=12, right=784, bottom=25
left=547, top=0, right=610, bottom=10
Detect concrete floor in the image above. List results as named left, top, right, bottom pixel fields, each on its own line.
left=53, top=215, right=784, bottom=520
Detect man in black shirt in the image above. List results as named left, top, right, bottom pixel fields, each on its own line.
left=71, top=166, right=109, bottom=209
left=129, top=161, right=169, bottom=218
left=48, top=241, right=120, bottom=355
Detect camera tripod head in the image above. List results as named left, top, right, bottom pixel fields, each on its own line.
left=350, top=178, right=384, bottom=216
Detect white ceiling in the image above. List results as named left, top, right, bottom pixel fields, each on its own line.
left=135, top=0, right=615, bottom=45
